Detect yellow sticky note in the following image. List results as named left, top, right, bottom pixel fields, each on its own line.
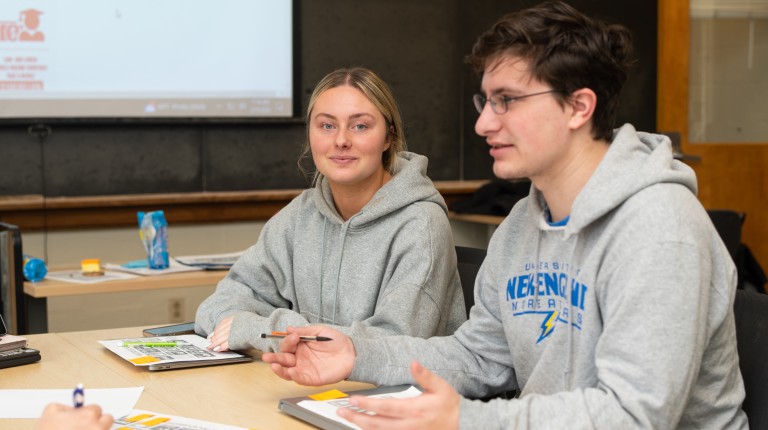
left=129, top=356, right=160, bottom=364
left=125, top=413, right=154, bottom=422
left=142, top=417, right=171, bottom=426
left=309, top=389, right=349, bottom=401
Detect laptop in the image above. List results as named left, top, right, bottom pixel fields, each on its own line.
left=99, top=334, right=253, bottom=371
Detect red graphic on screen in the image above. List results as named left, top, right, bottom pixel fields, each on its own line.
left=19, top=9, right=44, bottom=41
left=0, top=8, right=48, bottom=91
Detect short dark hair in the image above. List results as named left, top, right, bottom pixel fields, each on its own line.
left=466, top=1, right=634, bottom=142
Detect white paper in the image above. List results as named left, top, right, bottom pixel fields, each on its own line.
left=112, top=409, right=248, bottom=429
left=104, top=260, right=203, bottom=276
left=296, top=386, right=423, bottom=430
left=99, top=334, right=246, bottom=366
left=45, top=270, right=139, bottom=284
left=0, top=386, right=143, bottom=419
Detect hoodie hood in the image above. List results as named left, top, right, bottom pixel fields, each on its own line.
left=531, top=124, right=698, bottom=236
left=313, top=151, right=448, bottom=227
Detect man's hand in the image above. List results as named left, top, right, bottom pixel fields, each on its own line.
left=337, top=361, right=460, bottom=430
left=262, top=326, right=355, bottom=386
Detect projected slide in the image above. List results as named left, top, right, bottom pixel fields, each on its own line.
left=0, top=0, right=293, bottom=119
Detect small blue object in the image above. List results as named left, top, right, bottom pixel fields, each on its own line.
left=22, top=255, right=47, bottom=282
left=73, top=383, right=84, bottom=408
left=122, top=259, right=149, bottom=269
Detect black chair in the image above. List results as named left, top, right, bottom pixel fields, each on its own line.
left=455, top=246, right=486, bottom=317
left=733, top=289, right=768, bottom=429
left=707, top=209, right=744, bottom=264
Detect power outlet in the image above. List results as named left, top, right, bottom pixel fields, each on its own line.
left=168, top=298, right=185, bottom=323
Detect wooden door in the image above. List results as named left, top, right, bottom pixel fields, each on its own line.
left=658, top=0, right=768, bottom=288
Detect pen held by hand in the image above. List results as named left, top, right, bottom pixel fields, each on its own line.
left=261, top=333, right=333, bottom=342
left=73, top=383, right=84, bottom=408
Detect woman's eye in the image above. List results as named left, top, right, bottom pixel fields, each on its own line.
left=320, top=123, right=334, bottom=130
left=352, top=123, right=368, bottom=131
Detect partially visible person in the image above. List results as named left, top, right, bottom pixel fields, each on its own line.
left=263, top=2, right=748, bottom=429
left=35, top=403, right=113, bottom=430
left=195, top=67, right=466, bottom=353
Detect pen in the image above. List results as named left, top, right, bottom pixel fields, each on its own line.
left=261, top=332, right=333, bottom=342
left=73, top=383, right=84, bottom=408
left=122, top=341, right=178, bottom=347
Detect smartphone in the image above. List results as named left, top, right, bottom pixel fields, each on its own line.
left=142, top=322, right=196, bottom=337
left=0, top=347, right=41, bottom=369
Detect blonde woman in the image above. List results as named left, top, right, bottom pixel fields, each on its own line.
left=196, top=67, right=466, bottom=352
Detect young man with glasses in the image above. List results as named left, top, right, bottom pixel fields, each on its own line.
left=264, top=2, right=748, bottom=428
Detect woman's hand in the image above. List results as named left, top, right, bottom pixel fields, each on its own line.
left=206, top=316, right=234, bottom=352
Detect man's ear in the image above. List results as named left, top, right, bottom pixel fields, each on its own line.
left=568, top=88, right=596, bottom=131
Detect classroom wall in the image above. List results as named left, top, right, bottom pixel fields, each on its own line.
left=0, top=0, right=657, bottom=198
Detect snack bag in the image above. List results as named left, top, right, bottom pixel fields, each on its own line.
left=138, top=210, right=169, bottom=269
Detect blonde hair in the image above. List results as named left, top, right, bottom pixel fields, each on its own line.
left=299, top=67, right=406, bottom=180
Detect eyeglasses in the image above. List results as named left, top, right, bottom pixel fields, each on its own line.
left=472, top=89, right=561, bottom=115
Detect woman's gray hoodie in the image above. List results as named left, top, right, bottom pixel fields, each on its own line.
left=349, top=125, right=748, bottom=429
left=195, top=151, right=466, bottom=351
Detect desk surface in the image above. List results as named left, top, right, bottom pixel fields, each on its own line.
left=24, top=269, right=227, bottom=298
left=2, top=326, right=373, bottom=430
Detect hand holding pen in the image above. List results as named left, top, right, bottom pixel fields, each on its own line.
left=36, top=402, right=114, bottom=430
left=262, top=326, right=356, bottom=386
left=73, top=383, right=84, bottom=408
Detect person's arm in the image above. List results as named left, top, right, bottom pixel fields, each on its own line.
left=35, top=404, right=113, bottom=430
left=332, top=242, right=727, bottom=430
left=195, top=203, right=307, bottom=351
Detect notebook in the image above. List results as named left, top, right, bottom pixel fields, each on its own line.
left=0, top=334, right=28, bottom=353
left=99, top=334, right=252, bottom=371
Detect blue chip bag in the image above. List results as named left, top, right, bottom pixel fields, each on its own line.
left=138, top=210, right=169, bottom=270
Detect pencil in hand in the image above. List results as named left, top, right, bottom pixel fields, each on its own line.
left=261, top=332, right=333, bottom=342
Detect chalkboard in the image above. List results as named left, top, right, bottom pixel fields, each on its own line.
left=0, top=0, right=656, bottom=197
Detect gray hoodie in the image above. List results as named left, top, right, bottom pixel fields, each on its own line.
left=195, top=151, right=466, bottom=352
left=350, top=125, right=748, bottom=429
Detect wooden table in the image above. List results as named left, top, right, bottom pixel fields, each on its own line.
left=1, top=326, right=373, bottom=430
left=22, top=270, right=227, bottom=334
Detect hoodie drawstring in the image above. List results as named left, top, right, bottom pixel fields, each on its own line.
left=563, top=236, right=579, bottom=390
left=317, top=219, right=328, bottom=324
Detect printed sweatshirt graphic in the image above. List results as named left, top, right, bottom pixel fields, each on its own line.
left=350, top=125, right=748, bottom=429
left=195, top=152, right=466, bottom=352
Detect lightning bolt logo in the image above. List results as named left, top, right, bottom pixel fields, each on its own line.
left=537, top=310, right=558, bottom=343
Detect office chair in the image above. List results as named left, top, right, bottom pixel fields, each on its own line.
left=455, top=246, right=487, bottom=317
left=733, top=289, right=768, bottom=429
left=707, top=209, right=744, bottom=264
